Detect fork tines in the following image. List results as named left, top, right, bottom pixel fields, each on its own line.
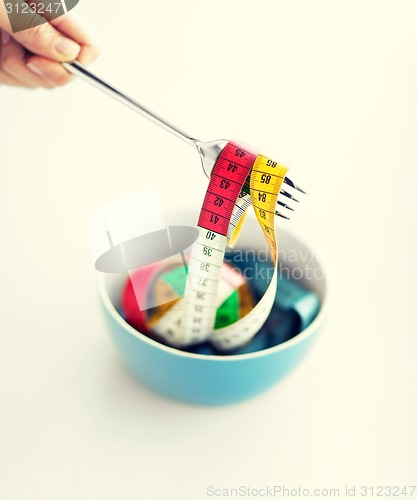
left=242, top=175, right=305, bottom=220
left=276, top=176, right=306, bottom=220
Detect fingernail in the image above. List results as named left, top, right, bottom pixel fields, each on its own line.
left=27, top=62, right=44, bottom=78
left=55, top=37, right=80, bottom=58
left=1, top=31, right=11, bottom=46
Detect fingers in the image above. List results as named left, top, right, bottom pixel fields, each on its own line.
left=0, top=29, right=53, bottom=88
left=23, top=3, right=100, bottom=64
left=13, top=23, right=81, bottom=62
left=0, top=1, right=99, bottom=89
left=4, top=1, right=81, bottom=62
left=49, top=13, right=100, bottom=64
left=23, top=12, right=100, bottom=85
left=26, top=54, right=73, bottom=86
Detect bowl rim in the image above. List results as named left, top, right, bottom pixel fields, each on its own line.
left=97, top=227, right=330, bottom=362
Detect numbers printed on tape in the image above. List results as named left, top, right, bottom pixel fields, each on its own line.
left=210, top=155, right=287, bottom=350
left=181, top=143, right=257, bottom=345
left=152, top=143, right=289, bottom=351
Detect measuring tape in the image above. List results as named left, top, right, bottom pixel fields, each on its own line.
left=152, top=142, right=288, bottom=352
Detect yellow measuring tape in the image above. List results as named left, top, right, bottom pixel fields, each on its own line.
left=211, top=154, right=288, bottom=350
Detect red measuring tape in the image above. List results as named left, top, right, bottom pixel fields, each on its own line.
left=198, top=144, right=257, bottom=235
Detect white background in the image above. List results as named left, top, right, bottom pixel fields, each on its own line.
left=1, top=1, right=416, bottom=498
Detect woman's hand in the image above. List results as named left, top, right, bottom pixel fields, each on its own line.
left=0, top=2, right=99, bottom=88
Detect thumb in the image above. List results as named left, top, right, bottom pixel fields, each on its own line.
left=11, top=20, right=81, bottom=62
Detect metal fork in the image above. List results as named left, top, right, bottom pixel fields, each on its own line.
left=63, top=61, right=305, bottom=219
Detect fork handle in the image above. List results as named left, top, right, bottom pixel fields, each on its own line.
left=62, top=61, right=197, bottom=146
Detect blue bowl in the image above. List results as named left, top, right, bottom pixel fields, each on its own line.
left=97, top=218, right=328, bottom=406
